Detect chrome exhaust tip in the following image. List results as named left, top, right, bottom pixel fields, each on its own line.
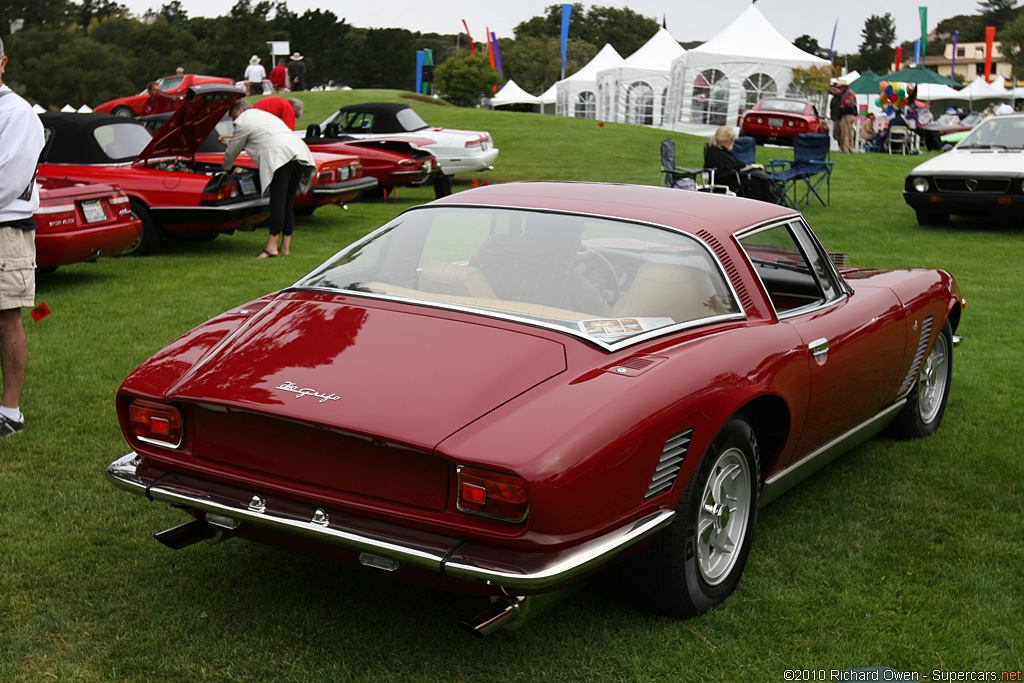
left=154, top=519, right=219, bottom=550
left=457, top=596, right=523, bottom=638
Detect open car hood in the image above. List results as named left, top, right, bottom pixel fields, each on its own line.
left=133, top=84, right=245, bottom=167
left=161, top=294, right=567, bottom=451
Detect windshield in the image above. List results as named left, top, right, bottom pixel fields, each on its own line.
left=93, top=122, right=153, bottom=161
left=958, top=116, right=1024, bottom=149
left=297, top=207, right=741, bottom=344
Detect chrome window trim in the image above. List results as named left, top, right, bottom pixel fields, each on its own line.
left=293, top=203, right=750, bottom=352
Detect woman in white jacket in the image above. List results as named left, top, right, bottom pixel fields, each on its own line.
left=222, top=99, right=314, bottom=258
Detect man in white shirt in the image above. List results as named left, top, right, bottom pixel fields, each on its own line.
left=0, top=37, right=46, bottom=437
left=244, top=56, right=266, bottom=96
left=994, top=101, right=1015, bottom=116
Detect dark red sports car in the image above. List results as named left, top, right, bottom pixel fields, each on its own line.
left=739, top=98, right=828, bottom=145
left=38, top=85, right=269, bottom=255
left=107, top=183, right=961, bottom=635
left=34, top=178, right=141, bottom=270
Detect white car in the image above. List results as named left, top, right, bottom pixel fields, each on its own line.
left=314, top=102, right=499, bottom=179
left=904, top=113, right=1024, bottom=225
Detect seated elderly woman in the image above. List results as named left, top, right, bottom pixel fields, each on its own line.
left=703, top=126, right=774, bottom=202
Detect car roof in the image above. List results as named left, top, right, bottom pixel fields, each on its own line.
left=39, top=113, right=146, bottom=164
left=425, top=182, right=798, bottom=244
left=335, top=102, right=410, bottom=115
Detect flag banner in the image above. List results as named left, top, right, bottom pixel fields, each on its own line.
left=462, top=20, right=474, bottom=53
left=561, top=4, right=573, bottom=79
left=914, top=39, right=921, bottom=67
left=828, top=19, right=837, bottom=62
left=491, top=32, right=503, bottom=73
left=919, top=8, right=928, bottom=60
left=985, top=26, right=996, bottom=83
left=951, top=31, right=959, bottom=74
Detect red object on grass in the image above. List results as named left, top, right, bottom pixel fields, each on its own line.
left=30, top=302, right=51, bottom=321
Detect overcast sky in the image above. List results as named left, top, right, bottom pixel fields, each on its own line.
left=125, top=0, right=974, bottom=56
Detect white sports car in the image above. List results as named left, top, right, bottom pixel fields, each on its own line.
left=904, top=113, right=1024, bottom=225
left=313, top=102, right=499, bottom=180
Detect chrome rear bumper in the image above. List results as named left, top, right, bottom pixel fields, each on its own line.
left=107, top=453, right=674, bottom=590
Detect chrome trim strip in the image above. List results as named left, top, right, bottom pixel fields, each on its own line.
left=310, top=177, right=378, bottom=196
left=759, top=401, right=905, bottom=506
left=106, top=453, right=675, bottom=590
left=151, top=198, right=269, bottom=212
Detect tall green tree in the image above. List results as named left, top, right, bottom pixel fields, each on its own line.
left=978, top=0, right=1018, bottom=26
left=514, top=4, right=659, bottom=59
left=858, top=13, right=897, bottom=73
left=433, top=51, right=501, bottom=107
left=794, top=35, right=825, bottom=58
left=502, top=36, right=596, bottom=93
left=0, top=0, right=71, bottom=35
left=998, top=11, right=1024, bottom=77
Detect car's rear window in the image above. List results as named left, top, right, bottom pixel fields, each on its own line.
left=395, top=108, right=429, bottom=132
left=92, top=123, right=153, bottom=161
left=297, top=207, right=742, bottom=345
left=759, top=99, right=807, bottom=114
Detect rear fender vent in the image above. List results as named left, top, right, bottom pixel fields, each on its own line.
left=603, top=355, right=668, bottom=377
left=898, top=315, right=934, bottom=397
left=696, top=229, right=754, bottom=310
left=646, top=429, right=693, bottom=500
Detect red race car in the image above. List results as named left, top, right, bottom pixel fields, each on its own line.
left=94, top=73, right=235, bottom=118
left=34, top=178, right=142, bottom=270
left=39, top=85, right=270, bottom=255
left=739, top=98, right=828, bottom=145
left=107, top=183, right=961, bottom=635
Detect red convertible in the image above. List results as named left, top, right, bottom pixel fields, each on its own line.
left=34, top=178, right=141, bottom=270
left=94, top=73, right=235, bottom=118
left=107, top=183, right=961, bottom=635
left=739, top=98, right=828, bottom=145
left=38, top=85, right=270, bottom=255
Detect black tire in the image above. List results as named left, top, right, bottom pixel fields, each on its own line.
left=112, top=106, right=135, bottom=118
left=120, top=200, right=162, bottom=256
left=433, top=173, right=453, bottom=198
left=626, top=415, right=760, bottom=618
left=916, top=210, right=949, bottom=226
left=889, top=320, right=953, bottom=439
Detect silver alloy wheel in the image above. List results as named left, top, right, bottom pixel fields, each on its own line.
left=696, top=447, right=752, bottom=586
left=917, top=332, right=950, bottom=424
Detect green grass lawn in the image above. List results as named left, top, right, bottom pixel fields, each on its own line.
left=2, top=90, right=1021, bottom=682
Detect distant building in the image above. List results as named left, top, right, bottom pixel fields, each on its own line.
left=922, top=41, right=1011, bottom=85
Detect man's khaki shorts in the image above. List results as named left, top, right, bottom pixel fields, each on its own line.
left=0, top=226, right=36, bottom=310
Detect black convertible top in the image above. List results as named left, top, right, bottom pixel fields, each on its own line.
left=39, top=113, right=150, bottom=164
left=331, top=102, right=429, bottom=134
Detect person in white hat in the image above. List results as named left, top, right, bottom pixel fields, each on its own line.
left=244, top=55, right=266, bottom=95
left=287, top=52, right=306, bottom=92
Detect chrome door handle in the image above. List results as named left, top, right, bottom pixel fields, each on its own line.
left=809, top=338, right=829, bottom=357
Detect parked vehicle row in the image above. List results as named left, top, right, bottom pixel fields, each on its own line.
left=43, top=86, right=500, bottom=265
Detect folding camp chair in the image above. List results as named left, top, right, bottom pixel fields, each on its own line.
left=732, top=136, right=756, bottom=165
left=661, top=138, right=729, bottom=194
left=887, top=125, right=909, bottom=155
left=766, top=133, right=833, bottom=209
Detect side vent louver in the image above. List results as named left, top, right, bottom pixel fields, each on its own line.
left=697, top=229, right=753, bottom=310
left=899, top=316, right=934, bottom=396
left=646, top=429, right=693, bottom=500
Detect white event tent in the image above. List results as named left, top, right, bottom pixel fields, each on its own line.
left=490, top=80, right=541, bottom=109
left=555, top=43, right=623, bottom=119
left=664, top=4, right=829, bottom=131
left=596, top=28, right=685, bottom=127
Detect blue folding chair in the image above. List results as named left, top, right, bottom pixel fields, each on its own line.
left=661, top=138, right=720, bottom=192
left=732, top=136, right=756, bottom=165
left=766, top=134, right=834, bottom=209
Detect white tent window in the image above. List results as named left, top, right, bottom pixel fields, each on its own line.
left=627, top=81, right=654, bottom=125
left=786, top=81, right=804, bottom=98
left=692, top=69, right=729, bottom=125
left=575, top=91, right=596, bottom=118
left=743, top=73, right=777, bottom=108
left=661, top=87, right=668, bottom=124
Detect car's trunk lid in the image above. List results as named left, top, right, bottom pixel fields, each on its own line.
left=170, top=294, right=567, bottom=510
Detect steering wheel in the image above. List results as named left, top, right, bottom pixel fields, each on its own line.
left=573, top=249, right=620, bottom=305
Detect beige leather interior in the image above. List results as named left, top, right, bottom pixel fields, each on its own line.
left=611, top=263, right=720, bottom=323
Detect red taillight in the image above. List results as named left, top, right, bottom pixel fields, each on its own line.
left=457, top=466, right=528, bottom=522
left=128, top=400, right=183, bottom=448
left=202, top=176, right=240, bottom=202
left=464, top=138, right=482, bottom=149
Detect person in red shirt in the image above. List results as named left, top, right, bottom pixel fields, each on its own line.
left=253, top=96, right=303, bottom=130
left=269, top=60, right=288, bottom=92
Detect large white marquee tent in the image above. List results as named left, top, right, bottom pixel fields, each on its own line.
left=664, top=5, right=828, bottom=132
left=596, top=28, right=685, bottom=127
left=555, top=43, right=623, bottom=119
left=490, top=80, right=541, bottom=109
